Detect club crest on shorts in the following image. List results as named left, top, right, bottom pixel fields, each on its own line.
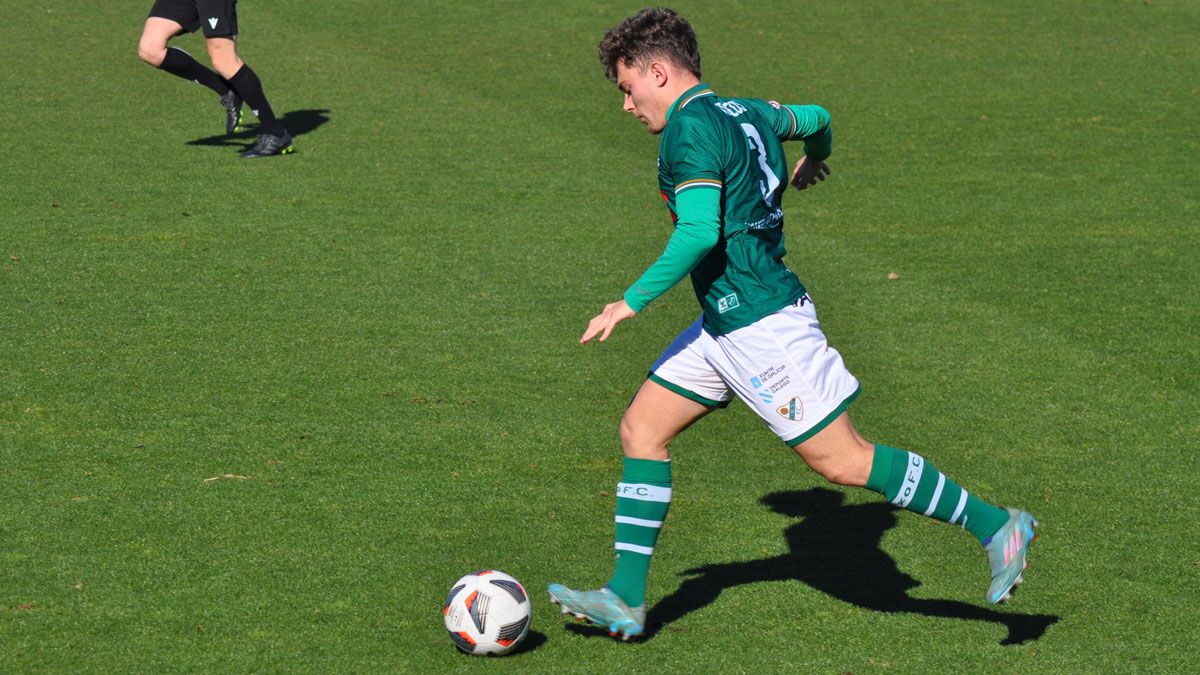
left=777, top=397, right=804, bottom=421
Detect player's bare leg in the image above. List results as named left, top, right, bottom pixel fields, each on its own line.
left=619, top=378, right=714, bottom=460
left=549, top=380, right=713, bottom=639
left=790, top=411, right=874, bottom=487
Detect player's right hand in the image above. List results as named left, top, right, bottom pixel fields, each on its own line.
left=791, top=156, right=830, bottom=191
left=581, top=300, right=637, bottom=344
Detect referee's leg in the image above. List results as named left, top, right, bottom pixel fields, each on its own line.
left=137, top=17, right=184, bottom=67
left=207, top=36, right=290, bottom=146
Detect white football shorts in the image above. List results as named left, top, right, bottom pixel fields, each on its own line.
left=647, top=295, right=860, bottom=446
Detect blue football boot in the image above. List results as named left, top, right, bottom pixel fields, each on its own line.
left=548, top=584, right=645, bottom=641
left=984, top=508, right=1039, bottom=603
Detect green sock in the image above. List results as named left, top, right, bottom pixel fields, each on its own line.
left=866, top=444, right=1009, bottom=544
left=606, top=457, right=671, bottom=607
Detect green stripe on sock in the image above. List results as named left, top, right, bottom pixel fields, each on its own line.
left=906, top=460, right=943, bottom=513
left=865, top=444, right=898, bottom=493
left=932, top=483, right=964, bottom=522
left=959, top=492, right=1010, bottom=542
left=614, top=523, right=661, bottom=548
left=616, top=498, right=670, bottom=521
left=622, top=456, right=672, bottom=484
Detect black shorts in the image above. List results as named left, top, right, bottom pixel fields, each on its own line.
left=148, top=0, right=238, bottom=38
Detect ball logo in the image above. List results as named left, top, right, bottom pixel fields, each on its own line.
left=777, top=397, right=804, bottom=421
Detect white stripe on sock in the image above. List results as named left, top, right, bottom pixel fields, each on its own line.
left=923, top=473, right=946, bottom=516
left=615, top=542, right=654, bottom=555
left=615, top=515, right=664, bottom=528
left=616, top=482, right=672, bottom=502
left=892, top=453, right=925, bottom=508
left=950, top=490, right=969, bottom=525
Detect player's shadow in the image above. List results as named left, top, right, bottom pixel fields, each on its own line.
left=186, top=108, right=331, bottom=147
left=625, top=488, right=1055, bottom=645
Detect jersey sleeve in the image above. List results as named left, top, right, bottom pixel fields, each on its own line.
left=624, top=188, right=721, bottom=312
left=743, top=99, right=832, bottom=161
left=623, top=116, right=724, bottom=312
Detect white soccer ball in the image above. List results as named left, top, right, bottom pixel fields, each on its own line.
left=443, top=569, right=531, bottom=656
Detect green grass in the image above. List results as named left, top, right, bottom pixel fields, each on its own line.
left=2, top=0, right=1198, bottom=671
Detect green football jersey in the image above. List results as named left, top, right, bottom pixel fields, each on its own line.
left=654, top=83, right=831, bottom=335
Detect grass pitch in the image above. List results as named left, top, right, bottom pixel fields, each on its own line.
left=2, top=1, right=1198, bottom=671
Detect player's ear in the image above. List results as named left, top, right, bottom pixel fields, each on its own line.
left=649, top=61, right=669, bottom=87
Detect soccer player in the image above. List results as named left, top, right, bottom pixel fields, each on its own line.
left=548, top=7, right=1039, bottom=641
left=137, top=0, right=294, bottom=158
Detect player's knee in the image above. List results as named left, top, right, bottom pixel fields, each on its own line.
left=138, top=41, right=166, bottom=67
left=619, top=416, right=668, bottom=460
left=618, top=416, right=644, bottom=452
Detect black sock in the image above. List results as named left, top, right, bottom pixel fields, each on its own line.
left=159, top=47, right=230, bottom=96
left=228, top=64, right=285, bottom=136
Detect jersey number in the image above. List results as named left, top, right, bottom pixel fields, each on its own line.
left=740, top=123, right=781, bottom=205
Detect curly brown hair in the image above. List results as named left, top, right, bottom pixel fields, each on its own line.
left=598, top=7, right=701, bottom=82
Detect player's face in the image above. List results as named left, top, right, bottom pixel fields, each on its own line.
left=615, top=62, right=668, bottom=134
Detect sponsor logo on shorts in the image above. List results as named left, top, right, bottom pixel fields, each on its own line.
left=756, top=365, right=786, bottom=384
left=777, top=397, right=804, bottom=421
left=717, top=293, right=740, bottom=313
left=208, top=17, right=219, bottom=29
left=751, top=365, right=791, bottom=406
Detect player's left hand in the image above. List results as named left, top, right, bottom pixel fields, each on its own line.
left=581, top=300, right=637, bottom=344
left=791, top=156, right=830, bottom=191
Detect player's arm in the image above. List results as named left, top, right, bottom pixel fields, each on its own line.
left=623, top=187, right=721, bottom=311
left=745, top=99, right=831, bottom=153
left=581, top=187, right=721, bottom=344
left=582, top=119, right=723, bottom=344
left=786, top=104, right=831, bottom=191
left=746, top=99, right=833, bottom=191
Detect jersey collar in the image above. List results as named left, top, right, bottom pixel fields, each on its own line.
left=666, top=83, right=715, bottom=122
